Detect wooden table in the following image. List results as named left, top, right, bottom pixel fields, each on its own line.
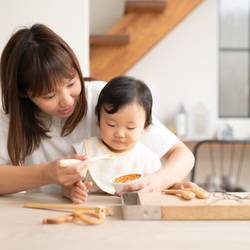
left=1, top=192, right=250, bottom=250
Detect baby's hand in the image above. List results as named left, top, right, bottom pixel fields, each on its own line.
left=71, top=181, right=93, bottom=204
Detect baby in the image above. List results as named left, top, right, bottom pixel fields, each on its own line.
left=62, top=76, right=198, bottom=203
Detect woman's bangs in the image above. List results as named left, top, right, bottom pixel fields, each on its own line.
left=28, top=48, right=76, bottom=97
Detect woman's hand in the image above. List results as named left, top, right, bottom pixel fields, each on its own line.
left=117, top=172, right=162, bottom=196
left=45, top=154, right=90, bottom=186
left=115, top=172, right=203, bottom=196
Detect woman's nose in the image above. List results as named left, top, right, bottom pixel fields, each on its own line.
left=60, top=91, right=73, bottom=107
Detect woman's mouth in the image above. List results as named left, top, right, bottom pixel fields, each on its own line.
left=59, top=105, right=74, bottom=114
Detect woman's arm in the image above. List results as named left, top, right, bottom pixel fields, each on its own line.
left=0, top=155, right=90, bottom=195
left=122, top=139, right=194, bottom=193
left=156, top=139, right=195, bottom=189
left=0, top=162, right=51, bottom=195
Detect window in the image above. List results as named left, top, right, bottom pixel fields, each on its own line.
left=219, top=0, right=250, bottom=117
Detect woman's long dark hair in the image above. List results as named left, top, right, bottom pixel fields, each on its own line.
left=95, top=75, right=153, bottom=128
left=0, top=24, right=87, bottom=165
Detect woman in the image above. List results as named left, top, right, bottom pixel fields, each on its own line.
left=0, top=24, right=195, bottom=195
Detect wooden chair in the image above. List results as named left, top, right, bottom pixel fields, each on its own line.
left=191, top=140, right=250, bottom=192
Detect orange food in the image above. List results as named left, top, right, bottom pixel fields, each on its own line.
left=113, top=174, right=141, bottom=183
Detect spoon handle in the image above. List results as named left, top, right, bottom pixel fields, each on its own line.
left=59, top=154, right=114, bottom=167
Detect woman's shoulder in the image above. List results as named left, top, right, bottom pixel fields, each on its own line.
left=84, top=78, right=106, bottom=93
left=84, top=79, right=106, bottom=110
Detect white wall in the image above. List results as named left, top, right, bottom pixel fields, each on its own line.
left=90, top=0, right=125, bottom=34
left=90, top=0, right=250, bottom=140
left=2, top=0, right=250, bottom=140
left=127, top=0, right=218, bottom=140
left=0, top=0, right=89, bottom=76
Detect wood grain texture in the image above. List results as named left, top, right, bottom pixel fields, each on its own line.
left=90, top=0, right=204, bottom=81
left=125, top=0, right=167, bottom=13
left=161, top=205, right=250, bottom=220
left=139, top=192, right=250, bottom=220
left=90, top=34, right=130, bottom=45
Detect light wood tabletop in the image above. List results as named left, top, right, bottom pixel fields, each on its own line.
left=1, top=192, right=250, bottom=250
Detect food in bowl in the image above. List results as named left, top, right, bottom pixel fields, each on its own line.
left=110, top=172, right=144, bottom=194
left=113, top=173, right=142, bottom=183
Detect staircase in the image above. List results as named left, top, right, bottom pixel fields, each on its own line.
left=90, top=0, right=204, bottom=82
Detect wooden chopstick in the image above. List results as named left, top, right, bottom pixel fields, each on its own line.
left=24, top=203, right=99, bottom=210
left=24, top=203, right=113, bottom=216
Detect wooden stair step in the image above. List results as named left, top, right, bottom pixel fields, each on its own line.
left=90, top=0, right=204, bottom=81
left=90, top=34, right=130, bottom=45
left=125, top=0, right=167, bottom=13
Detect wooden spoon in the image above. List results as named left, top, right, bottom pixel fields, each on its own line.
left=163, top=189, right=196, bottom=200
left=183, top=188, right=209, bottom=199
left=59, top=154, right=115, bottom=167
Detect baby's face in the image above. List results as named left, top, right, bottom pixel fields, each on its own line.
left=99, top=102, right=147, bottom=153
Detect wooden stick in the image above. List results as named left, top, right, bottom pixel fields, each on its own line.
left=163, top=189, right=195, bottom=200
left=24, top=203, right=100, bottom=211
left=24, top=203, right=113, bottom=216
left=183, top=188, right=209, bottom=199
left=43, top=214, right=79, bottom=224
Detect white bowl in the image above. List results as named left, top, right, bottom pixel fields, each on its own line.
left=110, top=172, right=144, bottom=194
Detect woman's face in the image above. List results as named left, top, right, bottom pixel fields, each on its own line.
left=29, top=74, right=82, bottom=118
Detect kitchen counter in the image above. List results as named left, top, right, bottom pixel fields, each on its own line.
left=1, top=192, right=250, bottom=250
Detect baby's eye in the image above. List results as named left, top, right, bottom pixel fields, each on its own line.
left=107, top=123, right=115, bottom=127
left=127, top=127, right=136, bottom=130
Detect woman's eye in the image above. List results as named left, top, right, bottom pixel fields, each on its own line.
left=68, top=82, right=75, bottom=87
left=43, top=94, right=55, bottom=99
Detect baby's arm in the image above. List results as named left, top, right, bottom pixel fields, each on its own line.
left=62, top=181, right=93, bottom=204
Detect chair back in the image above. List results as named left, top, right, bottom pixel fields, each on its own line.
left=191, top=140, right=250, bottom=192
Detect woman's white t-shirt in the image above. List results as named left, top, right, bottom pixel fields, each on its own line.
left=0, top=80, right=177, bottom=193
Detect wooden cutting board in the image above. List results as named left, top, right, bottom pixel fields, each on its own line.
left=137, top=192, right=250, bottom=220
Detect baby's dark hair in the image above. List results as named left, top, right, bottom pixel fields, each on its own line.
left=95, top=75, right=153, bottom=128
